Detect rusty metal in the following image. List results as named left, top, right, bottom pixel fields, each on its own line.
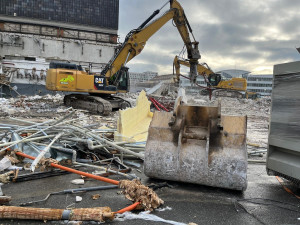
left=144, top=103, right=248, bottom=191
left=0, top=206, right=114, bottom=221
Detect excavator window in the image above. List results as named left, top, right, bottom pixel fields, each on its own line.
left=208, top=73, right=222, bottom=86
left=49, top=62, right=77, bottom=70
left=116, top=67, right=129, bottom=91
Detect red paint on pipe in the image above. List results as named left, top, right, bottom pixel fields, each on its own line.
left=151, top=98, right=169, bottom=112
left=15, top=151, right=119, bottom=185
left=149, top=98, right=160, bottom=111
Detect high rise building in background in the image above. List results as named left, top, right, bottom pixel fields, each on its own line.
left=0, top=0, right=119, bottom=96
left=246, top=74, right=273, bottom=96
left=129, top=71, right=158, bottom=92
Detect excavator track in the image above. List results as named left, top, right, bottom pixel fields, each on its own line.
left=64, top=94, right=112, bottom=116
left=63, top=94, right=131, bottom=116
left=212, top=89, right=244, bottom=98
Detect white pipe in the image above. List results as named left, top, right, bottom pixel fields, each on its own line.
left=30, top=132, right=64, bottom=172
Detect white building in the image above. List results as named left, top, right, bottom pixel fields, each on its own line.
left=179, top=75, right=206, bottom=94
left=216, top=69, right=251, bottom=79
left=129, top=71, right=158, bottom=92
left=247, top=74, right=273, bottom=96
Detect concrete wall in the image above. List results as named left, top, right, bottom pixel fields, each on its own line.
left=0, top=22, right=117, bottom=42
left=0, top=32, right=116, bottom=67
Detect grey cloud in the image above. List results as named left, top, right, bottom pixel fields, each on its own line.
left=119, top=0, right=300, bottom=74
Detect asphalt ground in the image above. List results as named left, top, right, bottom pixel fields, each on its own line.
left=1, top=161, right=300, bottom=225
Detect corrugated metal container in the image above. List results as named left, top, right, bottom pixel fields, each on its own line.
left=267, top=61, right=300, bottom=184
left=0, top=0, right=119, bottom=30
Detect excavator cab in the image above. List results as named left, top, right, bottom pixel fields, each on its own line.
left=208, top=73, right=222, bottom=86
left=111, top=66, right=129, bottom=91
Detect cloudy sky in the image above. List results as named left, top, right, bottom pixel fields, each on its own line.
left=119, top=0, right=300, bottom=75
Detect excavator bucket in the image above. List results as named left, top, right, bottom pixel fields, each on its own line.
left=144, top=103, right=248, bottom=191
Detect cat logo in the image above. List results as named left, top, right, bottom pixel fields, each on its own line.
left=59, top=75, right=74, bottom=84
left=95, top=78, right=104, bottom=84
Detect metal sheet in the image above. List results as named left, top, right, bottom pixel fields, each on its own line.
left=267, top=61, right=300, bottom=182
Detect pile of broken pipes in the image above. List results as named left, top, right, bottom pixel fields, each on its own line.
left=0, top=110, right=164, bottom=222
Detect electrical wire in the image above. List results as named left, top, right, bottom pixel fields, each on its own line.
left=276, top=176, right=300, bottom=200
left=234, top=201, right=267, bottom=225
left=234, top=197, right=300, bottom=225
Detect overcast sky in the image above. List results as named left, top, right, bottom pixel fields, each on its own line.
left=119, top=0, right=300, bottom=75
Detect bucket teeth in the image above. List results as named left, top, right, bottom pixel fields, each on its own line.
left=144, top=104, right=248, bottom=191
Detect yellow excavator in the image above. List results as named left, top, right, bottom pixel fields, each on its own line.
left=46, top=0, right=200, bottom=115
left=173, top=56, right=253, bottom=98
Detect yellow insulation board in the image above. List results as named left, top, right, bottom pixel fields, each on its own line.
left=115, top=90, right=153, bottom=142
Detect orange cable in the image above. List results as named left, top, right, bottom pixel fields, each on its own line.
left=115, top=202, right=140, bottom=214
left=10, top=149, right=141, bottom=213
left=15, top=151, right=119, bottom=185
left=275, top=176, right=300, bottom=200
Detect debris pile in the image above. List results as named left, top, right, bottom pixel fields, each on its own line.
left=0, top=90, right=272, bottom=223
left=119, top=179, right=164, bottom=211
left=0, top=94, right=64, bottom=116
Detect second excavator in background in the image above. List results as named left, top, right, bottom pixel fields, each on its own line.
left=173, top=55, right=259, bottom=99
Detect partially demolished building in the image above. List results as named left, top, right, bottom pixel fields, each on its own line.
left=0, top=0, right=119, bottom=96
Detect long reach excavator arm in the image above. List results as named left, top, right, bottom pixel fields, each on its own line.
left=102, top=0, right=200, bottom=83
left=173, top=55, right=213, bottom=84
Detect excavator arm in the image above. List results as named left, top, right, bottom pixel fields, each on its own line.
left=173, top=55, right=213, bottom=84
left=101, top=0, right=200, bottom=83
left=173, top=55, right=248, bottom=94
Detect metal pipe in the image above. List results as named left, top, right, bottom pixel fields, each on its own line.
left=73, top=162, right=135, bottom=179
left=248, top=150, right=267, bottom=154
left=15, top=120, right=54, bottom=133
left=0, top=116, right=87, bottom=153
left=31, top=142, right=77, bottom=163
left=20, top=185, right=118, bottom=206
left=0, top=135, right=56, bottom=148
left=66, top=125, right=144, bottom=159
left=30, top=132, right=64, bottom=172
left=14, top=151, right=120, bottom=185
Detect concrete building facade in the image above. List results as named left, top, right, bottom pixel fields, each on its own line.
left=247, top=74, right=273, bottom=96
left=179, top=76, right=206, bottom=95
left=0, top=0, right=119, bottom=70
left=216, top=69, right=251, bottom=79
left=129, top=71, right=158, bottom=92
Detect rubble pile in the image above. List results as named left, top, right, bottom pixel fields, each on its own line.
left=186, top=94, right=271, bottom=118
left=0, top=94, right=65, bottom=117
left=0, top=92, right=272, bottom=223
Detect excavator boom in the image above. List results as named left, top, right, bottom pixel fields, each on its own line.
left=46, top=0, right=200, bottom=114
left=102, top=0, right=200, bottom=81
